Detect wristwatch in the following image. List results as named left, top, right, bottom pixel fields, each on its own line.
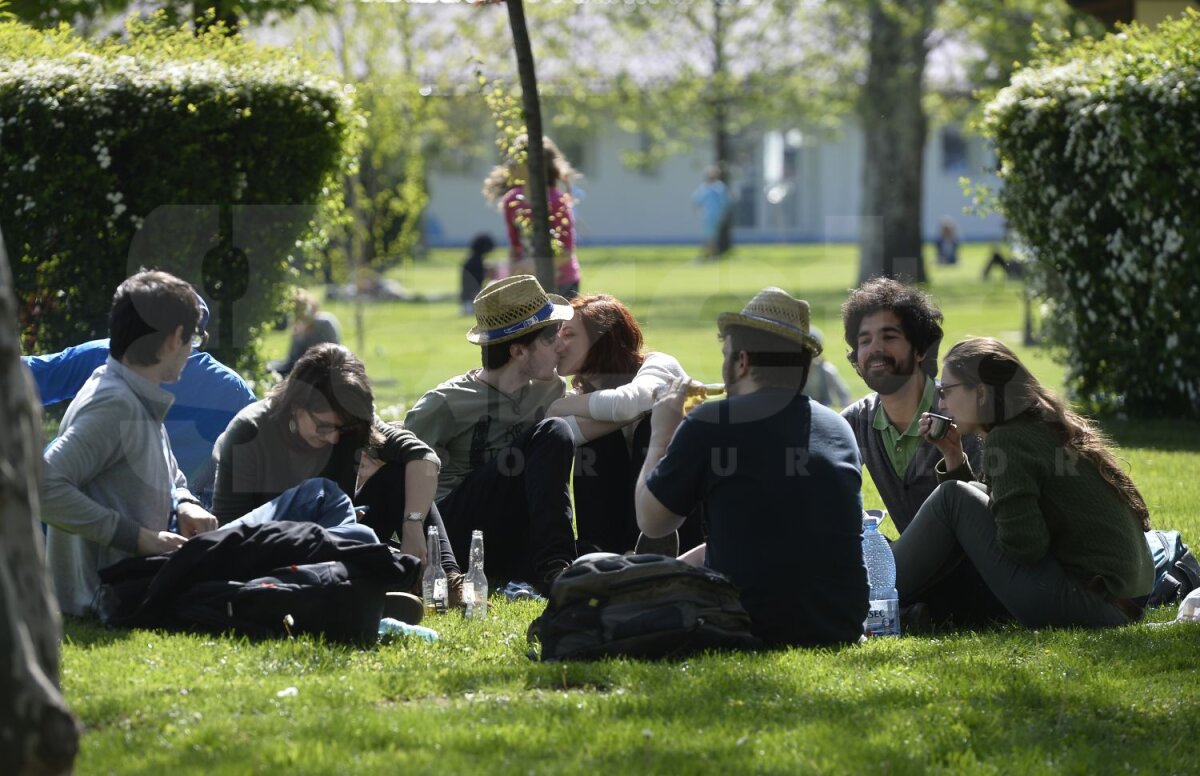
left=404, top=511, right=425, bottom=524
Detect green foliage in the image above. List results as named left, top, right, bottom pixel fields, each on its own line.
left=286, top=2, right=482, bottom=282
left=979, top=10, right=1200, bottom=417
left=6, top=1, right=331, bottom=29
left=594, top=1, right=857, bottom=173
left=929, top=0, right=1103, bottom=125
left=0, top=14, right=356, bottom=374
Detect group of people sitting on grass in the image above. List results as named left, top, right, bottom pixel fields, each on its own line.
left=29, top=267, right=1156, bottom=648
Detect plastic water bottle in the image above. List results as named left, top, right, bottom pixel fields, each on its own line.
left=378, top=618, right=439, bottom=643
left=463, top=530, right=488, bottom=619
left=422, top=525, right=448, bottom=613
left=862, top=514, right=900, bottom=637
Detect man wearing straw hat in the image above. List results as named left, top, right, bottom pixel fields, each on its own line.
left=635, top=287, right=869, bottom=647
left=405, top=276, right=578, bottom=593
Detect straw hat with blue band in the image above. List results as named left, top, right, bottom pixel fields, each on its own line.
left=466, top=275, right=574, bottom=345
left=717, top=287, right=823, bottom=357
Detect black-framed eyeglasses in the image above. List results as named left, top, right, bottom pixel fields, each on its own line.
left=307, top=409, right=362, bottom=436
left=937, top=382, right=963, bottom=400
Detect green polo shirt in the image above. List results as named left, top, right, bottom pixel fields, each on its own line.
left=873, top=377, right=936, bottom=479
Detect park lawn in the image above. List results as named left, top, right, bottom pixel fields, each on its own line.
left=63, top=244, right=1200, bottom=774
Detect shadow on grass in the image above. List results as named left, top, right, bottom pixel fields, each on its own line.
left=1102, top=418, right=1200, bottom=453
left=62, top=616, right=135, bottom=649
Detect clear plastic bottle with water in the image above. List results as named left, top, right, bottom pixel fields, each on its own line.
left=462, top=530, right=488, bottom=620
left=422, top=525, right=448, bottom=613
left=379, top=618, right=440, bottom=643
left=862, top=513, right=901, bottom=637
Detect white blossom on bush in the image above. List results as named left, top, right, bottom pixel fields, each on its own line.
left=978, top=10, right=1199, bottom=417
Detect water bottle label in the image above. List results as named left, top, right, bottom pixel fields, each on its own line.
left=462, top=585, right=475, bottom=605
left=864, top=598, right=900, bottom=637
left=434, top=579, right=447, bottom=604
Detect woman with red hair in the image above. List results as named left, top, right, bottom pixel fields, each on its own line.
left=548, top=294, right=702, bottom=555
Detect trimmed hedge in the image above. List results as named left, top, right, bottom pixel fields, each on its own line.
left=980, top=10, right=1199, bottom=417
left=0, top=16, right=355, bottom=376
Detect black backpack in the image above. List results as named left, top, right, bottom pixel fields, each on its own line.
left=1146, top=530, right=1200, bottom=607
left=527, top=553, right=760, bottom=661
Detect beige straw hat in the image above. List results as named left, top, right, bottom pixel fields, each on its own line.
left=466, top=275, right=574, bottom=345
left=717, top=287, right=822, bottom=356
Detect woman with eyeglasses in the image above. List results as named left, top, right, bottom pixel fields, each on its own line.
left=212, top=343, right=459, bottom=586
left=894, top=337, right=1155, bottom=628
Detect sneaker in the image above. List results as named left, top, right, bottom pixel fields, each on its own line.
left=500, top=581, right=545, bottom=602
left=535, top=559, right=571, bottom=596
left=899, top=602, right=934, bottom=636
left=634, top=531, right=679, bottom=558
left=383, top=592, right=424, bottom=625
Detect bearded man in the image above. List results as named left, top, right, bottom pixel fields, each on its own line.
left=839, top=278, right=981, bottom=533
left=841, top=279, right=1007, bottom=630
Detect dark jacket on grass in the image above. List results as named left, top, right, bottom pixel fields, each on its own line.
left=96, top=521, right=420, bottom=642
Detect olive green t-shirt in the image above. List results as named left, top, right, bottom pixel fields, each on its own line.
left=404, top=370, right=566, bottom=500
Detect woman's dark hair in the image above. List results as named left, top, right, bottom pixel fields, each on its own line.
left=570, top=294, right=645, bottom=393
left=943, top=337, right=1150, bottom=531
left=266, top=343, right=381, bottom=449
left=841, top=277, right=944, bottom=376
left=109, top=270, right=200, bottom=366
left=480, top=323, right=560, bottom=370
left=725, top=325, right=812, bottom=391
left=481, top=135, right=580, bottom=204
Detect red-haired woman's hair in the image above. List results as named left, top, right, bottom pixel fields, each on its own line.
left=571, top=294, right=645, bottom=393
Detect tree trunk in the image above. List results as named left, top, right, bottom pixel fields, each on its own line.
left=858, top=0, right=935, bottom=285
left=506, top=0, right=556, bottom=291
left=0, top=228, right=80, bottom=774
left=712, top=0, right=734, bottom=258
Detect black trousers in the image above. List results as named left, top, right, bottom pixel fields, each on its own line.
left=436, top=418, right=577, bottom=584
left=354, top=462, right=460, bottom=574
left=573, top=418, right=705, bottom=554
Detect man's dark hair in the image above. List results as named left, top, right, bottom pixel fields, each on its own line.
left=109, top=270, right=201, bottom=366
left=480, top=323, right=560, bottom=370
left=840, top=278, right=944, bottom=375
left=725, top=325, right=812, bottom=390
left=266, top=342, right=381, bottom=449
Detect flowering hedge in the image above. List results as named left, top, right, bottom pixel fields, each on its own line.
left=980, top=10, right=1199, bottom=417
left=0, top=17, right=355, bottom=376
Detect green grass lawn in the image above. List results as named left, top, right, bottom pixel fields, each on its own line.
left=63, top=244, right=1200, bottom=774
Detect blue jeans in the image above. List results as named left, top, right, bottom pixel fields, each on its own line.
left=222, top=478, right=378, bottom=545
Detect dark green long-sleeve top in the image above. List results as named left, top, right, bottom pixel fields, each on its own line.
left=938, top=419, right=1154, bottom=600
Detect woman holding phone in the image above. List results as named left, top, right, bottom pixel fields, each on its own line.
left=893, top=337, right=1154, bottom=628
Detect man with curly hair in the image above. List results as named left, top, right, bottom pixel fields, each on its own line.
left=841, top=278, right=959, bottom=531
left=841, top=279, right=1004, bottom=628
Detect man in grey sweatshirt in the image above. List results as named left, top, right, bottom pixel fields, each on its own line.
left=41, top=271, right=219, bottom=616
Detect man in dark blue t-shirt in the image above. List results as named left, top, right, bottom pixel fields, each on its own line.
left=635, top=288, right=868, bottom=647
